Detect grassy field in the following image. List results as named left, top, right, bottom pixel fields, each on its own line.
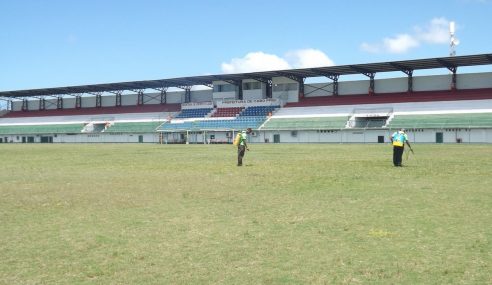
left=0, top=143, right=491, bottom=284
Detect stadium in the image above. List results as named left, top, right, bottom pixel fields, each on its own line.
left=1, top=53, right=492, bottom=144
left=2, top=52, right=492, bottom=284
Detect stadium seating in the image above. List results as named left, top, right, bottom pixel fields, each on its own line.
left=387, top=113, right=492, bottom=129
left=174, top=108, right=213, bottom=119
left=158, top=105, right=281, bottom=131
left=2, top=104, right=180, bottom=118
left=286, top=89, right=492, bottom=108
left=211, top=107, right=244, bottom=117
left=105, top=122, right=164, bottom=133
left=0, top=124, right=83, bottom=134
left=261, top=117, right=348, bottom=130
left=239, top=105, right=279, bottom=117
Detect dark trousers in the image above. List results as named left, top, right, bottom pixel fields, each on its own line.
left=393, top=146, right=404, bottom=166
left=237, top=145, right=246, bottom=166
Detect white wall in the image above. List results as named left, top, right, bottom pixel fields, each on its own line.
left=338, top=80, right=369, bottom=95
left=243, top=90, right=264, bottom=100
left=191, top=90, right=213, bottom=102
left=458, top=72, right=492, bottom=89
left=374, top=77, right=408, bottom=93
left=413, top=74, right=451, bottom=91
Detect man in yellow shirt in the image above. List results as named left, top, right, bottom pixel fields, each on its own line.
left=390, top=128, right=413, bottom=167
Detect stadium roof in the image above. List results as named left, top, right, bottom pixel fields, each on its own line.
left=1, top=53, right=491, bottom=98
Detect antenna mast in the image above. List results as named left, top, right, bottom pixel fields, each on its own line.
left=449, top=21, right=459, bottom=56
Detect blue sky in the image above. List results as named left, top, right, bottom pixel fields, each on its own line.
left=1, top=0, right=491, bottom=92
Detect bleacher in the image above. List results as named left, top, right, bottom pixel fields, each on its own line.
left=174, top=108, right=213, bottom=119
left=158, top=117, right=265, bottom=131
left=159, top=104, right=281, bottom=131
left=2, top=104, right=180, bottom=118
left=0, top=124, right=83, bottom=134
left=105, top=121, right=164, bottom=133
left=286, top=88, right=492, bottom=108
left=261, top=116, right=348, bottom=130
left=211, top=107, right=244, bottom=118
left=239, top=105, right=279, bottom=117
left=387, top=113, right=492, bottom=129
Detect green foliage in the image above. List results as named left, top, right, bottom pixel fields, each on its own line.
left=0, top=144, right=491, bottom=284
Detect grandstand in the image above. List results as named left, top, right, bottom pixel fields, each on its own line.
left=1, top=53, right=492, bottom=143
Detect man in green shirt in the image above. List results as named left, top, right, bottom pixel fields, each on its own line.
left=237, top=128, right=252, bottom=166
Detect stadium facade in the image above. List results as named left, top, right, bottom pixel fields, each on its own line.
left=1, top=54, right=492, bottom=144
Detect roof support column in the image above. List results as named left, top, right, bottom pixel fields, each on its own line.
left=448, top=66, right=458, bottom=91
left=137, top=91, right=144, bottom=105
left=96, top=93, right=102, bottom=108
left=252, top=77, right=272, bottom=99
left=116, top=92, right=122, bottom=107
left=363, top=72, right=375, bottom=95
left=158, top=87, right=168, bottom=104
left=326, top=75, right=339, bottom=96
left=277, top=73, right=305, bottom=100
left=222, top=80, right=243, bottom=100
left=75, top=95, right=82, bottom=109
left=289, top=76, right=305, bottom=100
left=39, top=97, right=46, bottom=111
left=265, top=79, right=272, bottom=98
left=107, top=90, right=124, bottom=107
left=175, top=86, right=192, bottom=103
left=238, top=81, right=243, bottom=100
left=21, top=99, right=28, bottom=111
left=57, top=96, right=63, bottom=109
left=185, top=88, right=191, bottom=103
left=351, top=65, right=376, bottom=95
left=402, top=69, right=413, bottom=93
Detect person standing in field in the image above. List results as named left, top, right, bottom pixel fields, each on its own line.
left=236, top=128, right=252, bottom=166
left=390, top=128, right=413, bottom=167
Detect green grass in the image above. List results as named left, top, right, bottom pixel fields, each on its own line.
left=0, top=143, right=491, bottom=284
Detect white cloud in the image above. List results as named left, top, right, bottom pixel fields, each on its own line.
left=361, top=17, right=452, bottom=54
left=285, top=49, right=335, bottom=69
left=414, top=17, right=450, bottom=44
left=360, top=42, right=382, bottom=53
left=383, top=34, right=420, bottom=53
left=221, top=51, right=290, bottom=73
left=221, top=49, right=334, bottom=73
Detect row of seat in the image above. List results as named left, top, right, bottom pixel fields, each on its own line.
left=174, top=108, right=213, bottom=119
left=175, top=105, right=281, bottom=119
left=159, top=116, right=266, bottom=131
left=388, top=113, right=492, bottom=128
left=262, top=117, right=349, bottom=130
left=239, top=106, right=279, bottom=117
left=211, top=107, right=244, bottom=118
